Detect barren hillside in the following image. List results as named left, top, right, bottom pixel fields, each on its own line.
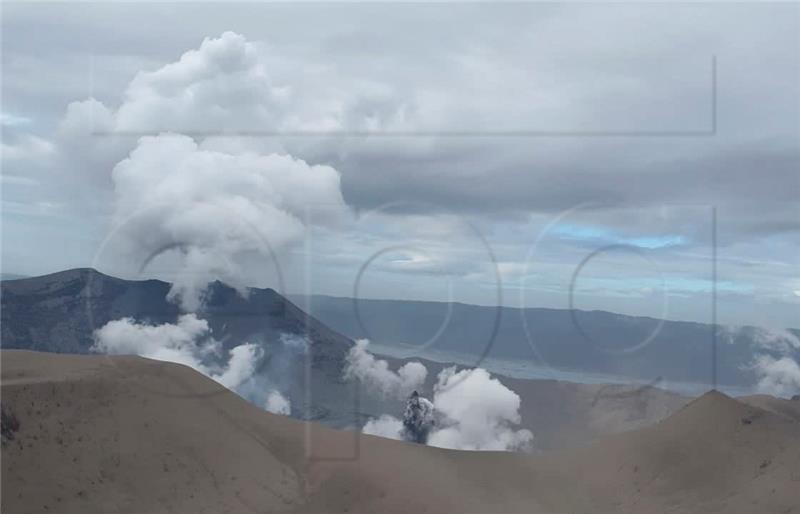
left=2, top=350, right=798, bottom=514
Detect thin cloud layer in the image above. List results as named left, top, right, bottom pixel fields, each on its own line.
left=2, top=5, right=798, bottom=328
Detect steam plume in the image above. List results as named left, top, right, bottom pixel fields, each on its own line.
left=92, top=315, right=295, bottom=414
left=265, top=390, right=291, bottom=415
left=92, top=314, right=259, bottom=389
left=343, top=339, right=427, bottom=399
left=110, top=134, right=346, bottom=311
left=363, top=415, right=405, bottom=440
left=754, top=355, right=800, bottom=398
left=349, top=344, right=532, bottom=451
left=427, top=367, right=533, bottom=451
left=730, top=326, right=800, bottom=398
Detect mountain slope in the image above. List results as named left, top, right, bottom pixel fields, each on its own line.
left=1, top=269, right=351, bottom=364
left=2, top=350, right=798, bottom=514
left=740, top=394, right=800, bottom=422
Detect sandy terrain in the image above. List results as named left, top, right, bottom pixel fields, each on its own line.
left=504, top=375, right=689, bottom=451
left=2, top=350, right=798, bottom=514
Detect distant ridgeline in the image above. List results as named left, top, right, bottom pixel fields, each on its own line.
left=2, top=269, right=798, bottom=392
left=293, top=294, right=800, bottom=390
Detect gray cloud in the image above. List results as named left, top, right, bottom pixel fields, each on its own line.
left=2, top=3, right=797, bottom=327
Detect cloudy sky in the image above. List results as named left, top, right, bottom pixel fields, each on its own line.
left=1, top=2, right=798, bottom=328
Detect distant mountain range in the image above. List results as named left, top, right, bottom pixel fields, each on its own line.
left=5, top=269, right=796, bottom=391
left=0, top=273, right=28, bottom=281
left=294, top=294, right=800, bottom=389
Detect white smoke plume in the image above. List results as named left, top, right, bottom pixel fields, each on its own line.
left=78, top=33, right=349, bottom=409
left=92, top=315, right=292, bottom=414
left=213, top=343, right=262, bottom=390
left=44, top=31, right=409, bottom=206
left=92, top=314, right=261, bottom=389
left=730, top=326, right=800, bottom=398
left=238, top=333, right=306, bottom=417
left=343, top=339, right=427, bottom=399
left=265, top=390, right=292, bottom=416
left=110, top=134, right=347, bottom=311
left=750, top=327, right=800, bottom=354
left=44, top=32, right=370, bottom=311
left=61, top=32, right=406, bottom=138
left=753, top=356, right=800, bottom=398
left=427, top=367, right=533, bottom=451
left=363, top=415, right=405, bottom=440
left=350, top=344, right=532, bottom=451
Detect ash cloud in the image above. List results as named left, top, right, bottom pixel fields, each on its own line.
left=401, top=391, right=435, bottom=444
left=363, top=393, right=436, bottom=444
left=350, top=343, right=532, bottom=451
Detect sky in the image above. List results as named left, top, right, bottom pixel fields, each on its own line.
left=1, top=2, right=798, bottom=328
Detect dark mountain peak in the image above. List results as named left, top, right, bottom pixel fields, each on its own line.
left=1, top=268, right=352, bottom=359
left=1, top=268, right=361, bottom=429
left=2, top=268, right=118, bottom=296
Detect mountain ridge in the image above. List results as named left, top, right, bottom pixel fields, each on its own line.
left=295, top=293, right=799, bottom=388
